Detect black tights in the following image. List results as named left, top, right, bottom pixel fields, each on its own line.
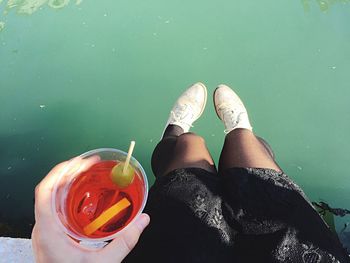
left=151, top=125, right=282, bottom=177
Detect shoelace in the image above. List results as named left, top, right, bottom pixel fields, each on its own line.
left=170, top=104, right=194, bottom=128
left=217, top=103, right=244, bottom=134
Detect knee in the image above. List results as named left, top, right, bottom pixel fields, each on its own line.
left=177, top=132, right=205, bottom=144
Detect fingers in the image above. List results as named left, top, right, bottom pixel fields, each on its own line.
left=34, top=161, right=70, bottom=222
left=34, top=156, right=100, bottom=223
left=103, top=213, right=150, bottom=262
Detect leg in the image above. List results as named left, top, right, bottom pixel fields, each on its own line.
left=219, top=128, right=282, bottom=172
left=152, top=125, right=216, bottom=177
left=152, top=83, right=212, bottom=177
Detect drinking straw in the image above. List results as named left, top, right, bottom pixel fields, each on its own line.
left=123, top=141, right=135, bottom=174
left=83, top=197, right=131, bottom=235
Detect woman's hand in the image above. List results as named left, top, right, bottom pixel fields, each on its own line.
left=32, top=158, right=150, bottom=263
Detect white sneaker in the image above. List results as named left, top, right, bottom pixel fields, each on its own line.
left=213, top=84, right=252, bottom=133
left=162, top=82, right=207, bottom=135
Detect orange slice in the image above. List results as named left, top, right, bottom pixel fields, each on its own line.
left=83, top=197, right=131, bottom=235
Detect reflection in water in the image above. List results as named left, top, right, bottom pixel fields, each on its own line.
left=302, top=0, right=350, bottom=11
left=0, top=0, right=83, bottom=32
left=1, top=0, right=82, bottom=15
left=0, top=21, right=5, bottom=31
left=48, top=0, right=70, bottom=9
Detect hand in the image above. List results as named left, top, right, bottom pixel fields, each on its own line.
left=32, top=157, right=150, bottom=263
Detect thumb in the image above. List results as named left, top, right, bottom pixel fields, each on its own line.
left=103, top=213, right=150, bottom=262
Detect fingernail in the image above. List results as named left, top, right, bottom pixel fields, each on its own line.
left=137, top=214, right=150, bottom=229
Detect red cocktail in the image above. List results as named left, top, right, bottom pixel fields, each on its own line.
left=52, top=149, right=148, bottom=242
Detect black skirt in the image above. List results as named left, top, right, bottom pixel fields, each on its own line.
left=125, top=168, right=350, bottom=263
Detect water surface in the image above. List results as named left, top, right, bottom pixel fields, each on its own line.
left=0, top=0, right=349, bottom=242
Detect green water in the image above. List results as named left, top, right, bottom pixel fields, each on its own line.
left=0, top=0, right=349, bottom=239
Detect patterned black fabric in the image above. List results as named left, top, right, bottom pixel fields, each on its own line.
left=124, top=168, right=350, bottom=263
